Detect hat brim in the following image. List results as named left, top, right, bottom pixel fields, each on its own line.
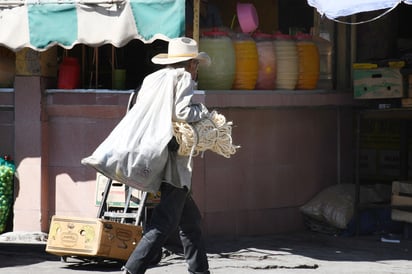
left=152, top=52, right=211, bottom=66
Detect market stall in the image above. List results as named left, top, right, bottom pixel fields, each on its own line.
left=0, top=0, right=388, bottom=236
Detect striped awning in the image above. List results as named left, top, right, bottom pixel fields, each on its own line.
left=0, top=0, right=185, bottom=52
left=308, top=0, right=412, bottom=19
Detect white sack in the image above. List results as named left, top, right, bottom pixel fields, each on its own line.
left=81, top=68, right=179, bottom=193
left=300, top=184, right=355, bottom=229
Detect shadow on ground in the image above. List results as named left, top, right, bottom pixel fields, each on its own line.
left=205, top=230, right=411, bottom=263
left=0, top=230, right=410, bottom=272
left=0, top=243, right=59, bottom=268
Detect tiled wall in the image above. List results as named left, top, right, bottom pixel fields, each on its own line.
left=12, top=84, right=356, bottom=236
left=192, top=106, right=355, bottom=236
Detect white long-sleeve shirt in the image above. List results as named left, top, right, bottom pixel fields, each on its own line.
left=157, top=67, right=209, bottom=191
left=82, top=66, right=209, bottom=193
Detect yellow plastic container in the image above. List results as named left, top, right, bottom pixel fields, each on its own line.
left=295, top=33, right=320, bottom=90
left=232, top=33, right=259, bottom=90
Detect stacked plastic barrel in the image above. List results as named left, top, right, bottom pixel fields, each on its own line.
left=198, top=30, right=236, bottom=90
left=231, top=32, right=259, bottom=90
left=273, top=32, right=299, bottom=90
left=253, top=32, right=276, bottom=90
left=295, top=33, right=320, bottom=90
left=197, top=29, right=323, bottom=91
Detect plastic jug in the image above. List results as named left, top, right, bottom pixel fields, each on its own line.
left=313, top=35, right=333, bottom=89
left=273, top=32, right=298, bottom=90
left=253, top=32, right=276, bottom=90
left=198, top=29, right=236, bottom=90
left=232, top=32, right=259, bottom=90
left=295, top=33, right=320, bottom=90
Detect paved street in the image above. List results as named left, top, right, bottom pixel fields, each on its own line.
left=0, top=231, right=411, bottom=274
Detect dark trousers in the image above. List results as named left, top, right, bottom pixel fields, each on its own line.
left=123, top=183, right=209, bottom=274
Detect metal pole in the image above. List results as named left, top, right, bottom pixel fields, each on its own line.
left=193, top=0, right=200, bottom=43
left=354, top=111, right=361, bottom=235
left=95, top=47, right=99, bottom=88
left=337, top=106, right=341, bottom=184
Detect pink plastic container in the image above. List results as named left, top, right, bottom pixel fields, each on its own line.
left=236, top=3, right=259, bottom=33
left=253, top=32, right=276, bottom=90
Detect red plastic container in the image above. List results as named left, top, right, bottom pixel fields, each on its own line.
left=58, top=57, right=80, bottom=89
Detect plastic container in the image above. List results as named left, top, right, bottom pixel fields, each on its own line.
left=313, top=35, right=333, bottom=89
left=112, top=69, right=126, bottom=90
left=253, top=32, right=276, bottom=90
left=295, top=33, right=320, bottom=90
left=232, top=33, right=259, bottom=90
left=273, top=32, right=298, bottom=90
left=58, top=57, right=80, bottom=89
left=198, top=30, right=236, bottom=90
left=236, top=3, right=259, bottom=33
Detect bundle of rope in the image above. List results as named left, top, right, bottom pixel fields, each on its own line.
left=173, top=110, right=240, bottom=165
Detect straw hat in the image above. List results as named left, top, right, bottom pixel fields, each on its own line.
left=152, top=37, right=211, bottom=66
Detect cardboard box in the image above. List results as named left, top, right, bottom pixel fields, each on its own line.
left=95, top=173, right=160, bottom=208
left=353, top=68, right=404, bottom=99
left=46, top=216, right=142, bottom=261
left=391, top=181, right=412, bottom=223
left=402, top=98, right=412, bottom=107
